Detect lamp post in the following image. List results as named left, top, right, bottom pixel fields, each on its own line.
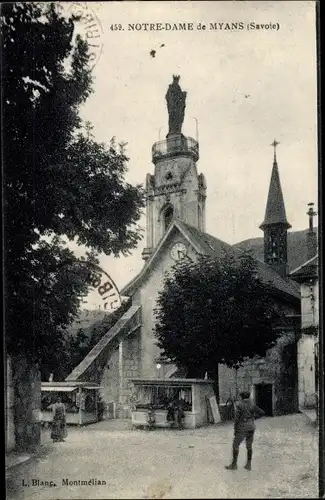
left=156, top=363, right=161, bottom=379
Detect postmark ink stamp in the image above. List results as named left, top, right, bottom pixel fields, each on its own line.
left=66, top=2, right=104, bottom=70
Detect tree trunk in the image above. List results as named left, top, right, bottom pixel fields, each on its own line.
left=5, top=355, right=15, bottom=452
left=12, top=354, right=41, bottom=452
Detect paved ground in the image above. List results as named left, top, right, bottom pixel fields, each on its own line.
left=6, top=414, right=318, bottom=499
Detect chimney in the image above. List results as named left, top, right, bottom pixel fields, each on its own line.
left=306, top=202, right=317, bottom=260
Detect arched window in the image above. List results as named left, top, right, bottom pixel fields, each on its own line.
left=164, top=205, right=174, bottom=231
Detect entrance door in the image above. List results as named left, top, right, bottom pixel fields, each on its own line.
left=255, top=384, right=273, bottom=416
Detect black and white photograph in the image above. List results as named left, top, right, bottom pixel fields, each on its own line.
left=3, top=1, right=321, bottom=498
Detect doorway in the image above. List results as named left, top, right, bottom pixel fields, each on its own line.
left=255, top=383, right=273, bottom=416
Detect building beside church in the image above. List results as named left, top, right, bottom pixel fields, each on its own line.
left=66, top=76, right=301, bottom=419
left=290, top=204, right=318, bottom=416
left=217, top=141, right=301, bottom=416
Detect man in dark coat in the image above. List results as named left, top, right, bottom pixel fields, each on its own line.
left=225, top=391, right=265, bottom=471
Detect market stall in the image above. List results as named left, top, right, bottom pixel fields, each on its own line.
left=41, top=381, right=102, bottom=426
left=130, top=378, right=215, bottom=429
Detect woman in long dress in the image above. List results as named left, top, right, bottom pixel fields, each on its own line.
left=51, top=397, right=67, bottom=442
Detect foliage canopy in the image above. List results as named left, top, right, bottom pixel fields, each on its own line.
left=154, top=252, right=284, bottom=377
left=2, top=3, right=145, bottom=363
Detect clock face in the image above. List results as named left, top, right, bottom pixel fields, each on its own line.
left=170, top=242, right=187, bottom=261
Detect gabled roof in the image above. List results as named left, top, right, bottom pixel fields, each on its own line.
left=290, top=254, right=318, bottom=282
left=66, top=305, right=141, bottom=382
left=252, top=258, right=299, bottom=299
left=121, top=219, right=203, bottom=296
left=181, top=222, right=234, bottom=256
left=196, top=222, right=299, bottom=299
left=122, top=219, right=300, bottom=302
left=260, top=160, right=291, bottom=229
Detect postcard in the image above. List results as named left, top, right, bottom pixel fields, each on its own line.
left=4, top=1, right=320, bottom=499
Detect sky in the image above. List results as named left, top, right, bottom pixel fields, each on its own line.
left=60, top=1, right=318, bottom=308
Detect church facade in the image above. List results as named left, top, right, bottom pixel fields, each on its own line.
left=66, top=77, right=301, bottom=419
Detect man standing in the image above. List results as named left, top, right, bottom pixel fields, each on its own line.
left=225, top=391, right=265, bottom=471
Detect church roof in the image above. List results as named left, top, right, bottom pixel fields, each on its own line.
left=260, top=160, right=291, bottom=229
left=66, top=305, right=141, bottom=382
left=180, top=223, right=234, bottom=256
left=290, top=254, right=318, bottom=282
left=182, top=222, right=299, bottom=300
left=252, top=258, right=299, bottom=299
left=122, top=219, right=300, bottom=302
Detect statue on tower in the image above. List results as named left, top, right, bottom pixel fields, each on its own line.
left=165, top=75, right=187, bottom=136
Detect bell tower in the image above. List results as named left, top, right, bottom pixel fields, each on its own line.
left=259, top=140, right=291, bottom=277
left=142, top=76, right=206, bottom=261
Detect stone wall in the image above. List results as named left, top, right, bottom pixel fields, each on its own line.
left=118, top=333, right=141, bottom=417
left=99, top=332, right=141, bottom=418
left=297, top=334, right=316, bottom=408
left=100, top=348, right=120, bottom=418
left=274, top=336, right=298, bottom=414
left=192, top=382, right=215, bottom=426
left=297, top=281, right=318, bottom=410
left=218, top=333, right=298, bottom=416
left=301, top=282, right=319, bottom=329
left=218, top=365, right=238, bottom=403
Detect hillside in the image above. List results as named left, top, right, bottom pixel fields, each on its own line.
left=236, top=228, right=318, bottom=272
left=68, top=309, right=107, bottom=336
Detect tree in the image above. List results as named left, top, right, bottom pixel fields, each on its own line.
left=2, top=2, right=145, bottom=365
left=154, top=252, right=284, bottom=392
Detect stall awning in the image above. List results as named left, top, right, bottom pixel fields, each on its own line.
left=42, top=386, right=77, bottom=392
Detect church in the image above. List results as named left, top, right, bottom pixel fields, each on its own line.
left=66, top=76, right=302, bottom=419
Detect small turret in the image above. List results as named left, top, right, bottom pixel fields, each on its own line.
left=260, top=140, right=291, bottom=277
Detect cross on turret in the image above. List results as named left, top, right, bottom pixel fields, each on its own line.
left=271, top=139, right=279, bottom=163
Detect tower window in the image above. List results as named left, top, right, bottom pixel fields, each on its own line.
left=198, top=206, right=203, bottom=230
left=164, top=205, right=174, bottom=231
